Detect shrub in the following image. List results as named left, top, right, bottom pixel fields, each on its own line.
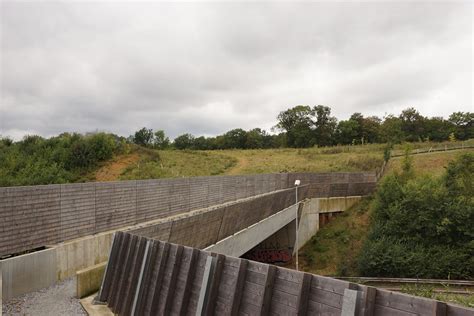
left=358, top=153, right=474, bottom=279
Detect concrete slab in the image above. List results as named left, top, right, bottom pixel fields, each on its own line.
left=77, top=262, right=106, bottom=299
left=80, top=294, right=114, bottom=316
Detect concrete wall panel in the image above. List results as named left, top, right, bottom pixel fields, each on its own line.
left=1, top=248, right=57, bottom=300
left=127, top=221, right=172, bottom=242
left=0, top=185, right=61, bottom=255
left=189, top=177, right=210, bottom=210
left=60, top=183, right=96, bottom=241
left=95, top=181, right=137, bottom=231
left=329, top=183, right=349, bottom=197
left=169, top=178, right=191, bottom=216
left=136, top=179, right=171, bottom=223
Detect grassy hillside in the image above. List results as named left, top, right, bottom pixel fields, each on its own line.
left=118, top=147, right=237, bottom=180
left=116, top=144, right=387, bottom=181
left=298, top=148, right=474, bottom=278
left=387, top=149, right=471, bottom=177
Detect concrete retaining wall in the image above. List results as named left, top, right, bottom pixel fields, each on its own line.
left=0, top=172, right=376, bottom=257
left=1, top=248, right=57, bottom=300
left=0, top=187, right=299, bottom=300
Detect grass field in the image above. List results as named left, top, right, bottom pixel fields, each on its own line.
left=100, top=140, right=472, bottom=181
left=386, top=148, right=474, bottom=177
left=119, top=148, right=237, bottom=180
left=113, top=144, right=387, bottom=181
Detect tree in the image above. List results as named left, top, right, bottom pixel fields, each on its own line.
left=361, top=116, right=381, bottom=143
left=399, top=108, right=425, bottom=142
left=173, top=133, right=195, bottom=150
left=449, top=112, right=474, bottom=140
left=379, top=115, right=405, bottom=143
left=276, top=105, right=315, bottom=147
left=133, top=127, right=154, bottom=147
left=245, top=128, right=265, bottom=149
left=222, top=128, right=247, bottom=149
left=153, top=130, right=170, bottom=149
left=424, top=117, right=452, bottom=141
left=335, top=120, right=359, bottom=145
left=313, top=105, right=337, bottom=146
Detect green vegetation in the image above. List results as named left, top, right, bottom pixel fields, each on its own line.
left=358, top=152, right=474, bottom=279
left=299, top=149, right=473, bottom=280
left=400, top=284, right=474, bottom=308
left=299, top=198, right=373, bottom=276
left=120, top=148, right=237, bottom=179
left=0, top=133, right=127, bottom=186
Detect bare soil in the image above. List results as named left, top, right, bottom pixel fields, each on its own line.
left=95, top=153, right=140, bottom=181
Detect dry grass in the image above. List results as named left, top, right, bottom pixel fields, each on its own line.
left=120, top=149, right=237, bottom=180
left=386, top=149, right=474, bottom=177
left=217, top=147, right=384, bottom=175
left=106, top=140, right=471, bottom=181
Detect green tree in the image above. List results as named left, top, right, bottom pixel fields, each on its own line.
left=379, top=115, right=405, bottom=143
left=133, top=127, right=154, bottom=147
left=399, top=108, right=426, bottom=142
left=449, top=112, right=474, bottom=140
left=276, top=105, right=315, bottom=148
left=222, top=128, right=247, bottom=149
left=336, top=120, right=359, bottom=144
left=153, top=130, right=170, bottom=149
left=313, top=105, right=337, bottom=147
left=173, top=133, right=195, bottom=150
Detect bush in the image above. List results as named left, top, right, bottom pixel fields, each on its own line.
left=0, top=132, right=125, bottom=186
left=358, top=153, right=474, bottom=279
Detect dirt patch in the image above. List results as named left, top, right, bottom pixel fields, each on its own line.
left=95, top=153, right=140, bottom=181
left=225, top=155, right=250, bottom=175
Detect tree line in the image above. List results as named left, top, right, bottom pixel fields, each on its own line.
left=129, top=106, right=473, bottom=150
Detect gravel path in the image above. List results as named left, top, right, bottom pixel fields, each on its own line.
left=2, top=278, right=87, bottom=316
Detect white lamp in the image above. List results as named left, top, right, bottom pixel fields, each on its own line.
left=294, top=179, right=300, bottom=271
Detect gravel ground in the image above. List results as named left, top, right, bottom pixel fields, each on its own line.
left=2, top=278, right=87, bottom=316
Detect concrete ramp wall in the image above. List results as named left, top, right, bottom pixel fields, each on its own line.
left=0, top=172, right=376, bottom=257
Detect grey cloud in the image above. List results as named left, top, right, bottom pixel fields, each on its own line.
left=0, top=1, right=472, bottom=140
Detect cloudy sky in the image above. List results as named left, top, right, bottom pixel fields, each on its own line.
left=1, top=1, right=472, bottom=140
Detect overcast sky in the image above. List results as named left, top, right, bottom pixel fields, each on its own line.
left=1, top=1, right=472, bottom=140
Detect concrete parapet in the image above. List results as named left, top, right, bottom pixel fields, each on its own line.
left=317, top=196, right=361, bottom=214
left=204, top=204, right=299, bottom=257
left=76, top=262, right=106, bottom=299
left=1, top=248, right=56, bottom=300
